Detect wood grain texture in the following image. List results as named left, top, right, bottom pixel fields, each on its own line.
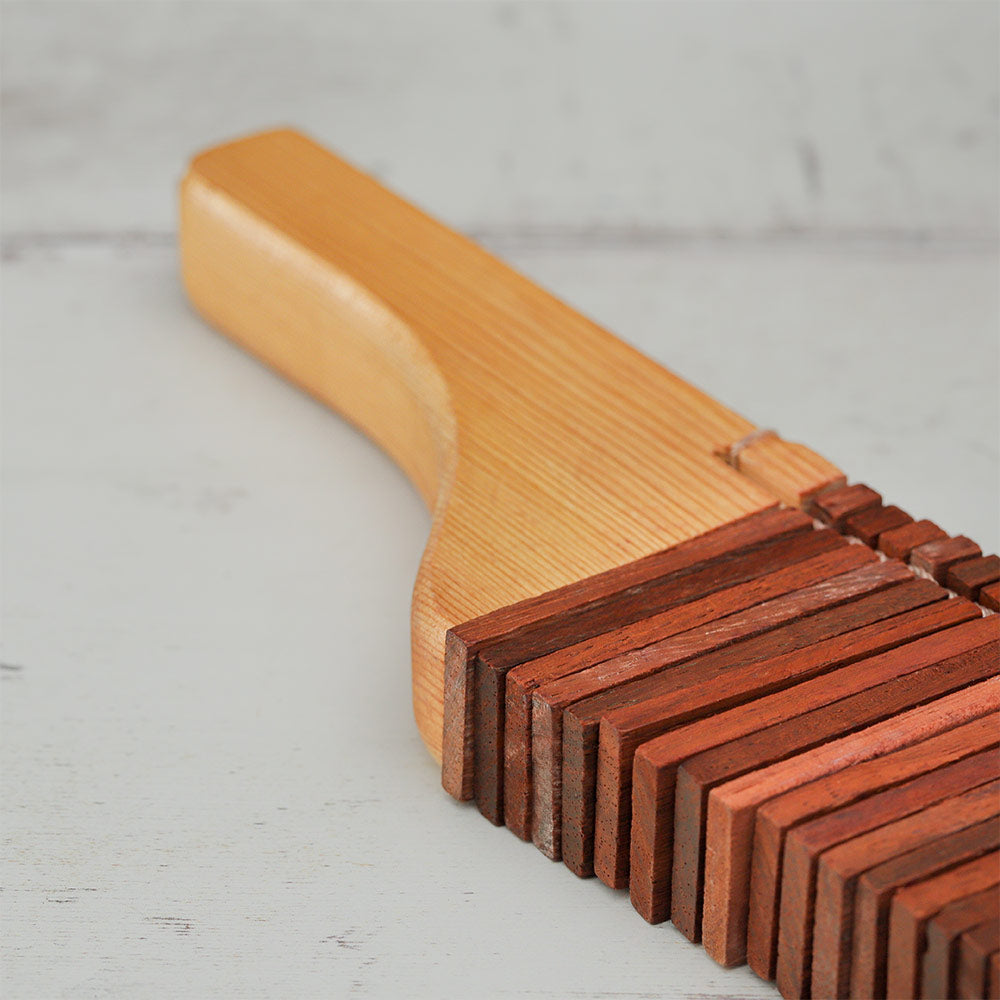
left=911, top=536, right=983, bottom=584
left=947, top=555, right=1000, bottom=602
left=501, top=528, right=846, bottom=839
left=982, top=582, right=1000, bottom=614
left=842, top=504, right=913, bottom=547
left=808, top=484, right=882, bottom=529
left=886, top=860, right=1000, bottom=1000
left=473, top=514, right=827, bottom=827
left=777, top=749, right=1000, bottom=999
left=877, top=519, right=948, bottom=560
left=669, top=618, right=999, bottom=950
left=557, top=559, right=909, bottom=877
left=851, top=819, right=1000, bottom=1000
left=628, top=598, right=981, bottom=926
left=958, top=919, right=1000, bottom=1000
left=179, top=131, right=843, bottom=782
left=746, top=714, right=1000, bottom=983
left=811, top=782, right=1000, bottom=1000
left=922, top=888, right=1000, bottom=1000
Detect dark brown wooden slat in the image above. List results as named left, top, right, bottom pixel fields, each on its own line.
left=948, top=555, right=1000, bottom=602
left=958, top=919, right=1000, bottom=1000
left=550, top=560, right=914, bottom=876
left=843, top=504, right=913, bottom=547
left=671, top=634, right=1000, bottom=957
left=851, top=819, right=1000, bottom=1000
left=773, top=750, right=1000, bottom=999
left=500, top=541, right=856, bottom=839
left=473, top=516, right=831, bottom=822
left=922, top=889, right=1000, bottom=1000
left=809, top=483, right=883, bottom=528
left=982, top=582, right=1000, bottom=613
left=627, top=600, right=981, bottom=926
left=910, top=536, right=983, bottom=585
left=882, top=859, right=1000, bottom=1000
left=442, top=505, right=807, bottom=800
left=809, top=784, right=1000, bottom=1000
left=878, top=519, right=948, bottom=560
left=746, top=715, right=1000, bottom=982
left=521, top=548, right=886, bottom=858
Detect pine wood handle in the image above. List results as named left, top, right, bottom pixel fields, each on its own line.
left=179, top=129, right=842, bottom=761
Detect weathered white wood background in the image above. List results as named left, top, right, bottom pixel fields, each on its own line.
left=2, top=3, right=997, bottom=997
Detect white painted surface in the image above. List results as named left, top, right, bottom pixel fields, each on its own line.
left=2, top=3, right=997, bottom=998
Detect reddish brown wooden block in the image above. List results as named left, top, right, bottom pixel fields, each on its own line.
left=809, top=483, right=883, bottom=529
left=628, top=599, right=982, bottom=926
left=982, top=582, right=1000, bottom=614
left=500, top=539, right=853, bottom=839
left=773, top=750, right=1000, bottom=998
left=922, top=888, right=1000, bottom=1000
left=746, top=714, right=1000, bottom=982
left=851, top=819, right=1000, bottom=1000
left=807, top=783, right=1000, bottom=1000
left=958, top=919, right=1000, bottom=1000
left=843, top=504, right=914, bottom=547
left=556, top=561, right=919, bottom=876
left=531, top=553, right=895, bottom=864
left=443, top=505, right=809, bottom=800
left=948, top=555, right=1000, bottom=602
left=910, top=536, right=983, bottom=585
left=473, top=511, right=825, bottom=822
left=878, top=519, right=948, bottom=560
left=885, top=861, right=1000, bottom=1000
left=668, top=625, right=1000, bottom=954
left=991, top=951, right=1000, bottom=1000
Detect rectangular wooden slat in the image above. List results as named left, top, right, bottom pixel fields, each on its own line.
left=910, top=536, right=982, bottom=585
left=500, top=540, right=857, bottom=839
left=746, top=714, right=1000, bottom=982
left=958, top=919, right=1000, bottom=1000
left=528, top=551, right=895, bottom=863
left=775, top=750, right=1000, bottom=999
left=555, top=560, right=915, bottom=877
left=628, top=599, right=982, bottom=926
left=809, top=484, right=882, bottom=529
left=851, top=818, right=1000, bottom=1000
left=885, top=860, right=1000, bottom=1000
left=878, top=519, right=948, bottom=560
left=443, top=505, right=808, bottom=799
left=922, top=888, right=1000, bottom=1000
left=684, top=673, right=1000, bottom=970
left=843, top=504, right=913, bottom=547
left=948, top=555, right=1000, bottom=602
left=981, top=581, right=1000, bottom=613
left=809, top=783, right=1000, bottom=1000
left=473, top=511, right=824, bottom=821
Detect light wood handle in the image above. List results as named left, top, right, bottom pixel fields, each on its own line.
left=180, top=129, right=842, bottom=761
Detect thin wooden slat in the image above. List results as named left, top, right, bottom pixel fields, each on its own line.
left=810, top=783, right=1000, bottom=1000
left=497, top=533, right=850, bottom=838
left=851, top=819, right=1000, bottom=1000
left=746, top=714, right=1000, bottom=982
left=554, top=559, right=912, bottom=874
left=687, top=673, right=1000, bottom=970
left=910, top=536, right=983, bottom=585
left=525, top=548, right=887, bottom=860
left=885, top=861, right=1000, bottom=1000
left=471, top=511, right=822, bottom=821
left=442, top=506, right=807, bottom=799
left=668, top=623, right=1000, bottom=952
left=843, top=504, right=913, bottom=547
left=958, top=919, right=1000, bottom=1000
left=947, top=555, right=1000, bottom=602
left=922, top=889, right=1000, bottom=1000
left=878, top=519, right=948, bottom=560
left=809, top=484, right=883, bottom=529
left=982, top=582, right=1000, bottom=613
left=628, top=600, right=981, bottom=926
left=775, top=750, right=1000, bottom=999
